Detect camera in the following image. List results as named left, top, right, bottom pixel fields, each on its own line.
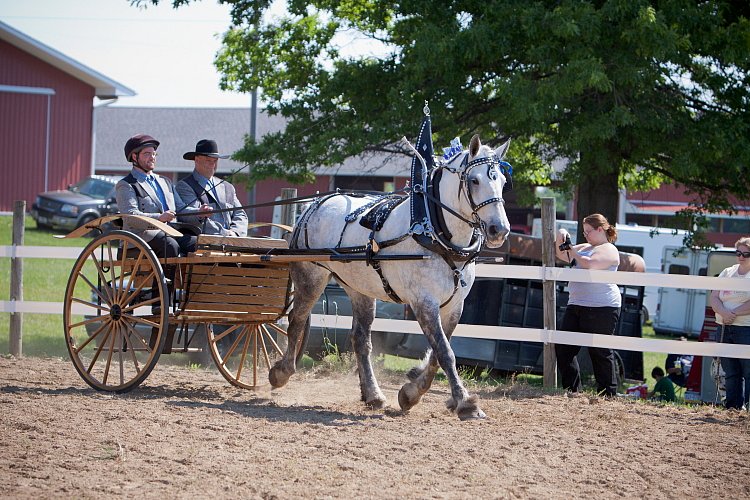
left=559, top=234, right=572, bottom=251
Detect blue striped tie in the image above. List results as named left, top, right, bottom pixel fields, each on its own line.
left=147, top=176, right=169, bottom=211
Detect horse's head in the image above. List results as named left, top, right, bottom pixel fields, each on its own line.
left=456, top=135, right=511, bottom=248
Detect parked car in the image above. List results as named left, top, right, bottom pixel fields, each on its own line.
left=31, top=175, right=120, bottom=231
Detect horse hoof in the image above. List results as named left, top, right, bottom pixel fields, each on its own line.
left=458, top=408, right=487, bottom=421
left=398, top=383, right=421, bottom=412
left=456, top=394, right=485, bottom=420
left=365, top=396, right=387, bottom=410
left=268, top=366, right=289, bottom=388
left=445, top=397, right=458, bottom=412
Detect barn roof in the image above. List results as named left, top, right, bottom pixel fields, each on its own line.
left=94, top=107, right=410, bottom=177
left=0, top=20, right=135, bottom=99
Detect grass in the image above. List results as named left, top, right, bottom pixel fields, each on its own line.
left=1, top=215, right=86, bottom=357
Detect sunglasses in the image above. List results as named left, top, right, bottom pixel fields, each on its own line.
left=736, top=250, right=750, bottom=258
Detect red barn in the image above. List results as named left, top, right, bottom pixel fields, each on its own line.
left=0, top=20, right=134, bottom=212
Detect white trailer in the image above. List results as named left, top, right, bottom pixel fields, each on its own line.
left=653, top=247, right=710, bottom=337
left=532, top=219, right=688, bottom=322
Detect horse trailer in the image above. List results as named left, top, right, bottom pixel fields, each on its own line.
left=653, top=246, right=710, bottom=337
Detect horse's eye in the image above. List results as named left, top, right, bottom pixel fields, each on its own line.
left=471, top=177, right=480, bottom=185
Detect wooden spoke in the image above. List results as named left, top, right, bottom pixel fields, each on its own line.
left=73, top=318, right=110, bottom=354
left=120, top=313, right=160, bottom=328
left=70, top=297, right=111, bottom=313
left=77, top=271, right=114, bottom=307
left=258, top=325, right=272, bottom=367
left=89, top=253, right=116, bottom=305
left=119, top=296, right=160, bottom=313
left=118, top=269, right=155, bottom=308
left=68, top=313, right=110, bottom=329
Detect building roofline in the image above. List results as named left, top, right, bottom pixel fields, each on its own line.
left=0, top=19, right=136, bottom=99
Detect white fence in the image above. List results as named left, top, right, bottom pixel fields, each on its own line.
left=3, top=244, right=750, bottom=360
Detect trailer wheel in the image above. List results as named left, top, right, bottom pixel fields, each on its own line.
left=63, top=231, right=168, bottom=392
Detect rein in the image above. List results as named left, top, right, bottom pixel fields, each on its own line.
left=176, top=187, right=409, bottom=218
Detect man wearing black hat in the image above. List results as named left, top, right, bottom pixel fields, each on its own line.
left=176, top=139, right=248, bottom=237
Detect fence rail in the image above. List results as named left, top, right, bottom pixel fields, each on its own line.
left=3, top=244, right=750, bottom=360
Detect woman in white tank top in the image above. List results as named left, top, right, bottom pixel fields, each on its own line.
left=710, top=236, right=750, bottom=410
left=554, top=214, right=621, bottom=396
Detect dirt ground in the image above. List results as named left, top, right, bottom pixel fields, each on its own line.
left=1, top=356, right=749, bottom=499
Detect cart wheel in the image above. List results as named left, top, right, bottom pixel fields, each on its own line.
left=63, top=230, right=169, bottom=392
left=206, top=320, right=303, bottom=389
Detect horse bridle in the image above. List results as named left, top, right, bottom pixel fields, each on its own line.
left=437, top=153, right=510, bottom=234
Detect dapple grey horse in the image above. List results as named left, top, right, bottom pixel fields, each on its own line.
left=270, top=135, right=511, bottom=420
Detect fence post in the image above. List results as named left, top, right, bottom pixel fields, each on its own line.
left=541, top=198, right=557, bottom=388
left=9, top=200, right=25, bottom=357
left=279, top=188, right=298, bottom=229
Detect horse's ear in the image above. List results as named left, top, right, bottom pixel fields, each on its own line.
left=495, top=139, right=511, bottom=160
left=469, top=134, right=481, bottom=159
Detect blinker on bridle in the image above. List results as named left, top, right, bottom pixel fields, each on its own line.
left=448, top=154, right=512, bottom=231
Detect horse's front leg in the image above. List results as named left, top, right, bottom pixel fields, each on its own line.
left=269, top=263, right=328, bottom=388
left=348, top=291, right=387, bottom=409
left=398, top=304, right=461, bottom=410
left=398, top=300, right=485, bottom=420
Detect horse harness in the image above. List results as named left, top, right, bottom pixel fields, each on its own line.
left=291, top=153, right=510, bottom=308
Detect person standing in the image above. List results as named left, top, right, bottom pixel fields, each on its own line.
left=710, top=236, right=750, bottom=410
left=555, top=213, right=622, bottom=397
left=176, top=139, right=248, bottom=237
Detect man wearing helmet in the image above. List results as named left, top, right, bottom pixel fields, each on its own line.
left=116, top=133, right=198, bottom=262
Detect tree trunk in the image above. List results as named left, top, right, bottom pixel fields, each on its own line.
left=574, top=155, right=620, bottom=241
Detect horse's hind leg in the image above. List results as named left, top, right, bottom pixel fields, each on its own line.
left=269, top=262, right=329, bottom=388
left=347, top=290, right=387, bottom=409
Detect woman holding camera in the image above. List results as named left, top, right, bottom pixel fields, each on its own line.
left=555, top=213, right=621, bottom=396
left=710, top=236, right=750, bottom=410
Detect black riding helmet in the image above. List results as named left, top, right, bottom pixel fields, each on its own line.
left=124, top=134, right=160, bottom=163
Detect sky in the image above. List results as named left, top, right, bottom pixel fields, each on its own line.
left=0, top=0, right=254, bottom=108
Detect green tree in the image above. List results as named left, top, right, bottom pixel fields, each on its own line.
left=139, top=0, right=750, bottom=242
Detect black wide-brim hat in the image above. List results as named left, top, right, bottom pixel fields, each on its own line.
left=183, top=139, right=230, bottom=160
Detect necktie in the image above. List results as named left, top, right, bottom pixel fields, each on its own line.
left=207, top=178, right=230, bottom=229
left=206, top=178, right=220, bottom=204
left=147, top=175, right=169, bottom=211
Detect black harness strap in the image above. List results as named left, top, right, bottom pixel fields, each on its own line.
left=183, top=175, right=214, bottom=205
left=122, top=173, right=149, bottom=200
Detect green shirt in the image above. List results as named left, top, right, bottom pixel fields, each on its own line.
left=653, top=377, right=676, bottom=402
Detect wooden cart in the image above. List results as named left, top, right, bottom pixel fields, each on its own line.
left=61, top=215, right=316, bottom=393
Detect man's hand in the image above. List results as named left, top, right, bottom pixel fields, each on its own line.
left=157, top=210, right=176, bottom=223
left=198, top=204, right=212, bottom=219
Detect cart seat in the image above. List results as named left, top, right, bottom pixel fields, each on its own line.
left=196, top=234, right=288, bottom=251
